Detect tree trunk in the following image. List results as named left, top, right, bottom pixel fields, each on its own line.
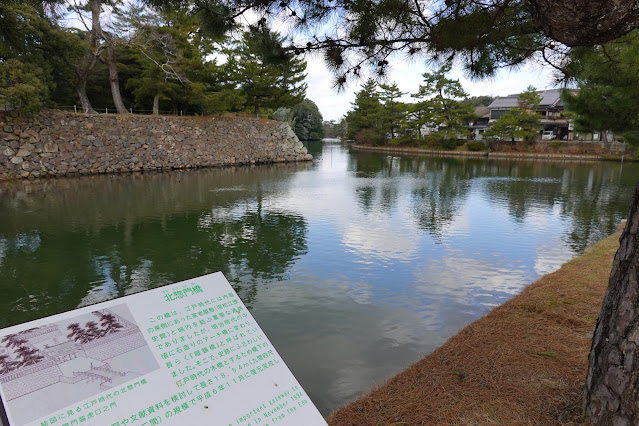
left=528, top=0, right=639, bottom=47
left=76, top=82, right=96, bottom=114
left=74, top=42, right=99, bottom=114
left=584, top=183, right=639, bottom=424
left=153, top=94, right=160, bottom=115
left=105, top=43, right=128, bottom=114
left=91, top=0, right=128, bottom=114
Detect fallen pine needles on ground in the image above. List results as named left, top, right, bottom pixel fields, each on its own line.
left=327, top=230, right=621, bottom=425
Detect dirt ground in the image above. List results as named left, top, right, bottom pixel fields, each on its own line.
left=327, top=229, right=622, bottom=425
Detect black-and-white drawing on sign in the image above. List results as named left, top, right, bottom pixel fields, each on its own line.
left=0, top=304, right=159, bottom=425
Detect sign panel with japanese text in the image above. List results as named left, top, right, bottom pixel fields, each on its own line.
left=0, top=272, right=327, bottom=426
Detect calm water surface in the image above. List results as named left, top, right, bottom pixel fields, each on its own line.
left=1, top=141, right=638, bottom=415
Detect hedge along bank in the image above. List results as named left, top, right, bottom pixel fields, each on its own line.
left=0, top=112, right=312, bottom=179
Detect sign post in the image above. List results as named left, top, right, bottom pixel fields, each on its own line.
left=0, top=272, right=327, bottom=426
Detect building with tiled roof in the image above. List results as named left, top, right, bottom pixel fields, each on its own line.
left=483, top=89, right=576, bottom=141
left=482, top=89, right=574, bottom=140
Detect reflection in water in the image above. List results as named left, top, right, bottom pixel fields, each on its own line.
left=0, top=143, right=638, bottom=415
left=0, top=165, right=310, bottom=325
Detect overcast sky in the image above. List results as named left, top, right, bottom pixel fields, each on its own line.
left=305, top=55, right=556, bottom=122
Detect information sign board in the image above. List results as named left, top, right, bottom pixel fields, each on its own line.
left=0, top=272, right=327, bottom=426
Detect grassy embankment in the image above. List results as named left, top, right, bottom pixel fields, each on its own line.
left=328, top=228, right=623, bottom=425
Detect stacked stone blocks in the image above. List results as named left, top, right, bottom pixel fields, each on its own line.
left=0, top=360, right=62, bottom=400
left=0, top=112, right=312, bottom=179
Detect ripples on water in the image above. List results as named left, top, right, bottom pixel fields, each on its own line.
left=0, top=141, right=638, bottom=415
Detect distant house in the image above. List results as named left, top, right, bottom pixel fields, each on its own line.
left=485, top=89, right=576, bottom=141
left=469, top=106, right=490, bottom=140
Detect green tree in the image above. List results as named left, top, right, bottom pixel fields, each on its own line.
left=0, top=59, right=49, bottom=114
left=0, top=1, right=65, bottom=56
left=117, top=6, right=188, bottom=114
left=378, top=83, right=406, bottom=141
left=485, top=86, right=541, bottom=142
left=345, top=79, right=385, bottom=144
left=410, top=65, right=475, bottom=142
left=225, top=27, right=307, bottom=116
left=65, top=0, right=130, bottom=114
left=323, top=119, right=346, bottom=138
left=562, top=32, right=639, bottom=144
left=462, top=96, right=495, bottom=108
left=291, top=99, right=324, bottom=141
left=0, top=2, right=81, bottom=111
left=117, top=6, right=233, bottom=115
left=147, top=0, right=639, bottom=85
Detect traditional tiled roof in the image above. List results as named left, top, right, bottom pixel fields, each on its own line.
left=487, top=89, right=567, bottom=110
left=474, top=106, right=490, bottom=117
left=538, top=89, right=563, bottom=108
left=487, top=94, right=519, bottom=109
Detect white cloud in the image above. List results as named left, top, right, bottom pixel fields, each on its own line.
left=342, top=219, right=421, bottom=263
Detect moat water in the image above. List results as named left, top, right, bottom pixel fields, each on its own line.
left=1, top=140, right=638, bottom=415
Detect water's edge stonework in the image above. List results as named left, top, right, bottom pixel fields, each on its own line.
left=0, top=111, right=312, bottom=179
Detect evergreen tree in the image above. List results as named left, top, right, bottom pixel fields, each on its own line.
left=291, top=99, right=324, bottom=140
left=378, top=83, right=406, bottom=140
left=562, top=31, right=639, bottom=144
left=0, top=2, right=80, bottom=112
left=117, top=6, right=234, bottom=115
left=1, top=1, right=65, bottom=58
left=225, top=27, right=307, bottom=116
left=411, top=65, right=475, bottom=142
left=147, top=0, right=639, bottom=85
left=462, top=96, right=495, bottom=108
left=322, top=120, right=347, bottom=138
left=485, top=86, right=541, bottom=142
left=0, top=59, right=49, bottom=114
left=65, top=0, right=130, bottom=113
left=345, top=79, right=385, bottom=144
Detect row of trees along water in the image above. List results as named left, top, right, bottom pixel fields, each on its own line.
left=343, top=65, right=497, bottom=148
left=0, top=1, right=324, bottom=140
left=344, top=62, right=639, bottom=149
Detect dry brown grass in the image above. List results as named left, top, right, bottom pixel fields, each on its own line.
left=327, top=230, right=622, bottom=425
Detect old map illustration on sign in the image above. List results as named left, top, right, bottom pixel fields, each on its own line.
left=0, top=304, right=159, bottom=425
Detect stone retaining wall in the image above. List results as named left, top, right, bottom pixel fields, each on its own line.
left=0, top=360, right=62, bottom=400
left=0, top=112, right=312, bottom=179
